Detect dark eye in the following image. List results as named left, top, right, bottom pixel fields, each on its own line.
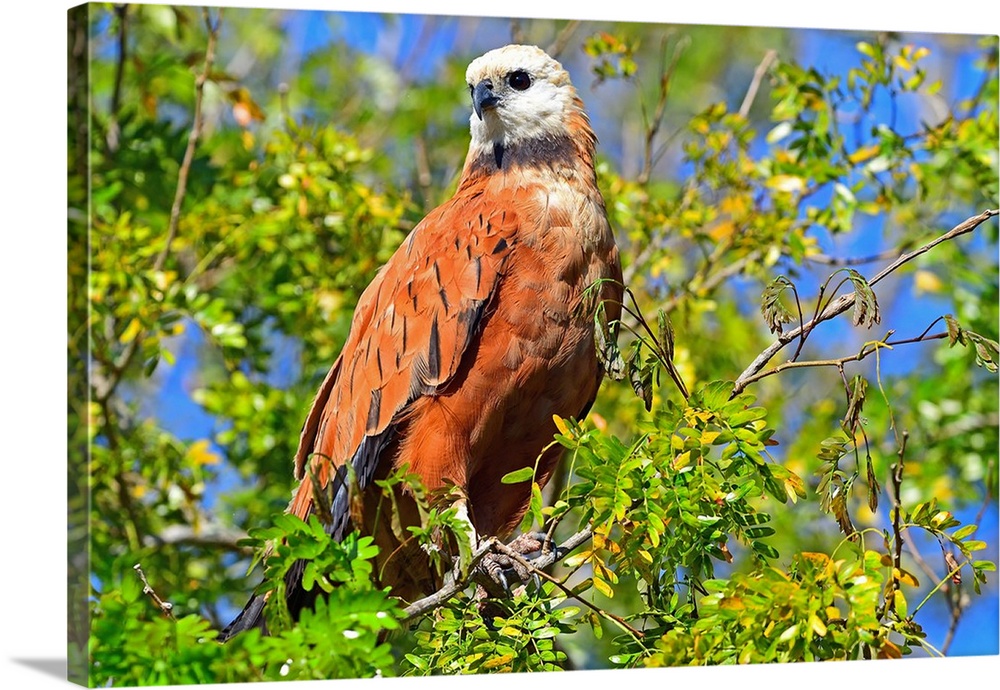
left=507, top=70, right=531, bottom=91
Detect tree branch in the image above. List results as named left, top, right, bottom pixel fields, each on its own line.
left=490, top=538, right=646, bottom=641
left=401, top=526, right=594, bottom=622
left=735, top=328, right=949, bottom=390
left=732, top=209, right=998, bottom=396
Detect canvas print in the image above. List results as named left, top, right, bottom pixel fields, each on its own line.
left=67, top=2, right=999, bottom=686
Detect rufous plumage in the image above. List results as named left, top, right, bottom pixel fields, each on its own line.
left=222, top=44, right=622, bottom=639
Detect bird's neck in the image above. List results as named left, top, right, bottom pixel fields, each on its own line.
left=458, top=108, right=597, bottom=188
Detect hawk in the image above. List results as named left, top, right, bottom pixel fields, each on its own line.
left=221, top=43, right=622, bottom=639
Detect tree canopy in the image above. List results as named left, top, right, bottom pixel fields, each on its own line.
left=69, top=4, right=998, bottom=685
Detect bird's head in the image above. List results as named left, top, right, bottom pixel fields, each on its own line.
left=465, top=44, right=584, bottom=152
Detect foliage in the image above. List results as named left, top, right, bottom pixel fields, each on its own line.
left=71, top=4, right=998, bottom=685
left=89, top=521, right=402, bottom=685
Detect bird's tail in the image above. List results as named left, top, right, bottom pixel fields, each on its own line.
left=217, top=591, right=269, bottom=642
left=218, top=559, right=319, bottom=642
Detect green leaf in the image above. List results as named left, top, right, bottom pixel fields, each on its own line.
left=760, top=275, right=796, bottom=334
left=842, top=374, right=868, bottom=435
left=944, top=314, right=965, bottom=346
left=893, top=589, right=909, bottom=619
left=846, top=269, right=880, bottom=328
left=951, top=524, right=977, bottom=541
left=728, top=407, right=768, bottom=427
left=501, top=467, right=535, bottom=484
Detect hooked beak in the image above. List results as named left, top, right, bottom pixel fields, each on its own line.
left=472, top=79, right=500, bottom=120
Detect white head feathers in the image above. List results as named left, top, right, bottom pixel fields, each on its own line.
left=465, top=44, right=581, bottom=149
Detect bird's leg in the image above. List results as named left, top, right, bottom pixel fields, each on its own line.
left=474, top=531, right=555, bottom=598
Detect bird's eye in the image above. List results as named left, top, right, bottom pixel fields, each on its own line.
left=507, top=70, right=531, bottom=91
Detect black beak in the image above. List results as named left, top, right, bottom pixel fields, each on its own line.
left=472, top=79, right=500, bottom=120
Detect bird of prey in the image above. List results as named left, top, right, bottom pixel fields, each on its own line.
left=221, top=43, right=622, bottom=640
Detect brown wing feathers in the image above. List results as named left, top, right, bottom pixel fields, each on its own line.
left=287, top=193, right=517, bottom=537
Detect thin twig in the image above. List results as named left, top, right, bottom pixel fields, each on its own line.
left=106, top=4, right=129, bottom=152
left=509, top=19, right=525, bottom=45
left=940, top=576, right=964, bottom=655
left=805, top=247, right=903, bottom=266
left=881, top=431, right=908, bottom=619
left=413, top=135, right=434, bottom=211
left=903, top=536, right=942, bottom=590
left=637, top=36, right=688, bottom=185
left=134, top=564, right=175, bottom=619
left=732, top=209, right=998, bottom=396
left=738, top=49, right=777, bottom=118
left=157, top=8, right=222, bottom=271
left=736, top=329, right=948, bottom=390
left=545, top=20, right=580, bottom=60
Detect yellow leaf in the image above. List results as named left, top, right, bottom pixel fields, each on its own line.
left=120, top=318, right=142, bottom=344
left=672, top=450, right=692, bottom=470
left=893, top=589, right=909, bottom=619
left=893, top=567, right=920, bottom=588
left=186, top=439, right=221, bottom=467
left=708, top=220, right=736, bottom=241
left=700, top=430, right=722, bottom=445
left=848, top=144, right=880, bottom=164
left=593, top=575, right=614, bottom=598
left=719, top=596, right=744, bottom=611
left=480, top=654, right=514, bottom=670
left=719, top=194, right=749, bottom=216
left=913, top=269, right=942, bottom=294
left=552, top=414, right=570, bottom=437
left=878, top=639, right=902, bottom=659
left=799, top=552, right=831, bottom=568
left=809, top=614, right=828, bottom=637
